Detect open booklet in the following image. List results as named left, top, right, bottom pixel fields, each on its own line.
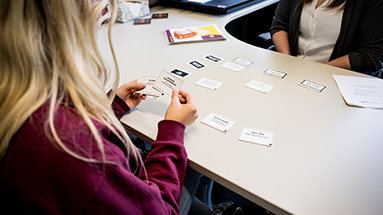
left=164, top=24, right=227, bottom=45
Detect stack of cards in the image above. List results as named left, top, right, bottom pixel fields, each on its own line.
left=136, top=70, right=184, bottom=99
left=136, top=75, right=163, bottom=99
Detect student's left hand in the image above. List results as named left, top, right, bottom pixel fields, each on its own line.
left=116, top=80, right=146, bottom=109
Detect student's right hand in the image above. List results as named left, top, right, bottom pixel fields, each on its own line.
left=165, top=89, right=198, bottom=127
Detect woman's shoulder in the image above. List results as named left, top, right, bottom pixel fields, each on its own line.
left=8, top=100, right=125, bottom=163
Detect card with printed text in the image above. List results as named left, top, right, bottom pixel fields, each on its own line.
left=245, top=80, right=274, bottom=94
left=201, top=112, right=237, bottom=133
left=195, top=78, right=223, bottom=90
left=221, top=61, right=245, bottom=72
left=239, top=127, right=274, bottom=146
left=299, top=79, right=326, bottom=92
left=231, top=57, right=253, bottom=67
left=152, top=70, right=184, bottom=96
left=263, top=68, right=287, bottom=79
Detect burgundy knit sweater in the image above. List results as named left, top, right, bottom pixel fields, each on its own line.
left=0, top=95, right=187, bottom=215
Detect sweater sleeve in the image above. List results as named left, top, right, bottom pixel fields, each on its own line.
left=83, top=120, right=187, bottom=215
left=142, top=120, right=187, bottom=214
left=111, top=94, right=131, bottom=120
left=348, top=0, right=383, bottom=73
left=270, top=0, right=291, bottom=36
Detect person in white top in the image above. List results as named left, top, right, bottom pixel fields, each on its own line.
left=270, top=0, right=383, bottom=78
left=297, top=0, right=344, bottom=63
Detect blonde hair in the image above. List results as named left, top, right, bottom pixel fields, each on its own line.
left=0, top=0, right=140, bottom=168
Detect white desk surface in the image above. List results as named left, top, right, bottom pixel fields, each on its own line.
left=97, top=3, right=383, bottom=215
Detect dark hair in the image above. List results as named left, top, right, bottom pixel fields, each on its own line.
left=301, top=0, right=354, bottom=10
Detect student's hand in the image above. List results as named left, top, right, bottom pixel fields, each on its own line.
left=116, top=80, right=146, bottom=109
left=165, top=89, right=198, bottom=127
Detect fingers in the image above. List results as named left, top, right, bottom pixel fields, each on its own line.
left=178, top=90, right=194, bottom=104
left=165, top=89, right=198, bottom=127
left=171, top=89, right=180, bottom=103
left=125, top=80, right=146, bottom=91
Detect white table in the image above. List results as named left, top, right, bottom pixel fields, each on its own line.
left=98, top=3, right=383, bottom=214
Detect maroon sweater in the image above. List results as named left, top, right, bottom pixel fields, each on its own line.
left=0, top=96, right=187, bottom=215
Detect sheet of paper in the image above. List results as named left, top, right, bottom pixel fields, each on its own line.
left=231, top=57, right=253, bottom=67
left=152, top=70, right=184, bottom=96
left=221, top=61, right=245, bottom=72
left=333, top=75, right=383, bottom=108
left=299, top=79, right=326, bottom=93
left=195, top=78, right=223, bottom=90
left=239, top=127, right=274, bottom=146
left=201, top=112, right=236, bottom=133
left=263, top=68, right=287, bottom=79
left=245, top=80, right=274, bottom=94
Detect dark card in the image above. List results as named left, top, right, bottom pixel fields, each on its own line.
left=134, top=18, right=151, bottom=25
left=152, top=13, right=169, bottom=19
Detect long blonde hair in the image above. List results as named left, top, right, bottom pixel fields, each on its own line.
left=0, top=0, right=140, bottom=167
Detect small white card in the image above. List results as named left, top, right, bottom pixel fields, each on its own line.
left=299, top=79, right=326, bottom=92
left=263, top=68, right=287, bottom=79
left=201, top=112, right=237, bottom=133
left=239, top=127, right=274, bottom=146
left=186, top=59, right=207, bottom=70
left=231, top=57, right=253, bottom=67
left=203, top=54, right=223, bottom=63
left=195, top=78, right=223, bottom=90
left=136, top=75, right=163, bottom=98
left=245, top=80, right=274, bottom=94
left=221, top=61, right=245, bottom=72
left=170, top=68, right=192, bottom=79
left=152, top=70, right=184, bottom=96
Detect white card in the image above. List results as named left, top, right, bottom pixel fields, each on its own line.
left=245, top=80, right=274, bottom=94
left=203, top=54, right=223, bottom=63
left=201, top=112, right=236, bottom=133
left=170, top=68, right=191, bottom=78
left=239, top=127, right=274, bottom=146
left=152, top=70, right=184, bottom=96
left=221, top=61, right=245, bottom=72
left=263, top=68, right=287, bottom=79
left=136, top=75, right=163, bottom=98
left=231, top=57, right=253, bottom=67
left=195, top=78, right=223, bottom=90
left=186, top=59, right=207, bottom=70
left=299, top=79, right=326, bottom=92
